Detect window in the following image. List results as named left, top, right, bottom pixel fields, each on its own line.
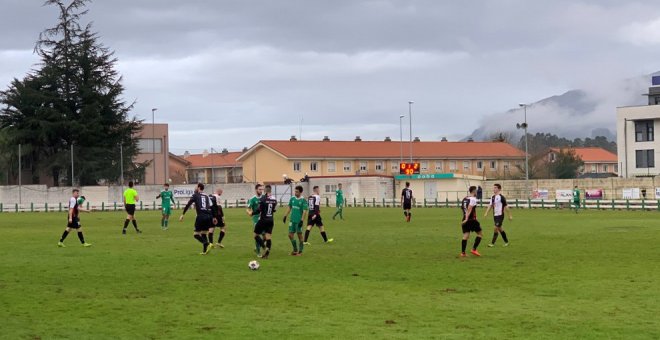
left=421, top=161, right=429, bottom=172
left=503, top=161, right=510, bottom=171
left=490, top=161, right=497, bottom=170
left=476, top=161, right=483, bottom=170
left=435, top=161, right=444, bottom=172
left=636, top=150, right=655, bottom=168
left=137, top=138, right=162, bottom=153
left=327, top=161, right=336, bottom=173
left=375, top=161, right=384, bottom=172
left=310, top=162, right=319, bottom=172
left=550, top=153, right=556, bottom=162
left=463, top=161, right=471, bottom=171
left=615, top=164, right=619, bottom=173
left=343, top=161, right=352, bottom=172
left=293, top=161, right=301, bottom=172
left=359, top=161, right=368, bottom=172
left=635, top=120, right=654, bottom=142
left=604, top=164, right=609, bottom=172
left=591, top=164, right=597, bottom=173
left=391, top=161, right=399, bottom=172
left=325, top=184, right=337, bottom=193
left=449, top=161, right=457, bottom=171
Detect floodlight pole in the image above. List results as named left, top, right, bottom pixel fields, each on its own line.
left=408, top=101, right=414, bottom=163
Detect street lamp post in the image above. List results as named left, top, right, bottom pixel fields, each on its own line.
left=517, top=103, right=530, bottom=198
left=408, top=101, right=414, bottom=163
left=399, top=115, right=405, bottom=164
left=152, top=108, right=157, bottom=185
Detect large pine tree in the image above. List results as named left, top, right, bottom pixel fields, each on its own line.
left=0, top=0, right=143, bottom=186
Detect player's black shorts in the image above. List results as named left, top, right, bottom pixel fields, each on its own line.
left=254, top=219, right=274, bottom=234
left=194, top=214, right=213, bottom=232
left=403, top=201, right=412, bottom=210
left=462, top=220, right=482, bottom=233
left=67, top=216, right=81, bottom=229
left=213, top=218, right=226, bottom=228
left=494, top=215, right=505, bottom=227
left=125, top=204, right=136, bottom=215
left=307, top=215, right=324, bottom=227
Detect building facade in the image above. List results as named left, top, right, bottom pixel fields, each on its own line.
left=236, top=138, right=526, bottom=184
left=134, top=123, right=170, bottom=185
left=617, top=81, right=660, bottom=177
left=183, top=151, right=243, bottom=184
left=545, top=147, right=618, bottom=176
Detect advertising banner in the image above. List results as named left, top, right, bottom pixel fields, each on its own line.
left=622, top=188, right=640, bottom=200
left=556, top=190, right=573, bottom=200
left=172, top=186, right=196, bottom=198
left=532, top=189, right=549, bottom=199
left=585, top=189, right=603, bottom=200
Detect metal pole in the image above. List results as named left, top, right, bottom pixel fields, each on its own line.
left=408, top=101, right=414, bottom=162
left=18, top=144, right=22, bottom=204
left=524, top=105, right=529, bottom=181
left=120, top=142, right=124, bottom=202
left=152, top=108, right=157, bottom=185
left=399, top=115, right=404, bottom=164
left=211, top=147, right=215, bottom=185
left=71, top=143, right=74, bottom=186
left=163, top=134, right=168, bottom=184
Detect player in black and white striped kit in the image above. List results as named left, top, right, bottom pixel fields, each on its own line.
left=483, top=183, right=512, bottom=247
left=179, top=183, right=215, bottom=255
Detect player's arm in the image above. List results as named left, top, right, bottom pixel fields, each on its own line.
left=484, top=199, right=492, bottom=217
left=462, top=205, right=474, bottom=224
left=283, top=205, right=292, bottom=223
left=135, top=194, right=139, bottom=202
left=156, top=193, right=161, bottom=199
left=245, top=199, right=254, bottom=217
left=503, top=198, right=512, bottom=220
left=179, top=196, right=195, bottom=221
left=170, top=195, right=176, bottom=206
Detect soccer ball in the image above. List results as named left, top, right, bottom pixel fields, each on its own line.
left=248, top=260, right=260, bottom=270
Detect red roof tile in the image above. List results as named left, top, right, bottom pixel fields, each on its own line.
left=185, top=152, right=242, bottom=168
left=239, top=140, right=526, bottom=160
left=549, top=147, right=617, bottom=163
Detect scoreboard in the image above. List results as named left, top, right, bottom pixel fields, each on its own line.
left=399, top=162, right=420, bottom=175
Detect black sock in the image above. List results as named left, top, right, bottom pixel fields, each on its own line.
left=208, top=232, right=214, bottom=244
left=265, top=239, right=272, bottom=250
left=461, top=239, right=467, bottom=253
left=321, top=231, right=328, bottom=242
left=132, top=220, right=139, bottom=230
left=60, top=230, right=69, bottom=242
left=77, top=232, right=85, bottom=244
left=194, top=234, right=204, bottom=244
left=201, top=234, right=209, bottom=245
left=304, top=230, right=310, bottom=242
left=491, top=232, right=499, bottom=244
left=254, top=235, right=264, bottom=248
left=123, top=219, right=129, bottom=229
left=218, top=231, right=226, bottom=243
left=473, top=236, right=482, bottom=250
left=404, top=211, right=408, bottom=217
left=408, top=212, right=412, bottom=220
left=501, top=231, right=509, bottom=243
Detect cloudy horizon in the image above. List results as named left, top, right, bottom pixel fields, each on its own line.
left=2, top=0, right=660, bottom=154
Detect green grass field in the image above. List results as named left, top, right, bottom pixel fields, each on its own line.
left=1, top=207, right=659, bottom=339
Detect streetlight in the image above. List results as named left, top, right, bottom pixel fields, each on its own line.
left=399, top=115, right=405, bottom=164
left=517, top=103, right=530, bottom=198
left=151, top=108, right=157, bottom=185
left=408, top=101, right=414, bottom=163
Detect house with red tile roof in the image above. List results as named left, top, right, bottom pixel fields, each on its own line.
left=545, top=147, right=618, bottom=175
left=236, top=137, right=526, bottom=184
left=183, top=150, right=243, bottom=184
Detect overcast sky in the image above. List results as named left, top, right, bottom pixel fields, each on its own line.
left=2, top=0, right=660, bottom=154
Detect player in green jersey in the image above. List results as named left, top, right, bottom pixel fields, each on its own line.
left=282, top=185, right=308, bottom=256
left=156, top=183, right=176, bottom=230
left=332, top=183, right=344, bottom=220
left=246, top=184, right=264, bottom=255
left=573, top=186, right=581, bottom=214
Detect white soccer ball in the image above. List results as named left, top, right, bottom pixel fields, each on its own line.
left=248, top=260, right=260, bottom=270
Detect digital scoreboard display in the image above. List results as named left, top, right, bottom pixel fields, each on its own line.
left=399, top=162, right=420, bottom=175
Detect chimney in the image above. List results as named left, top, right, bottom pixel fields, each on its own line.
left=355, top=136, right=362, bottom=142
left=242, top=147, right=248, bottom=152
left=323, top=136, right=330, bottom=141
left=441, top=137, right=448, bottom=142
left=202, top=149, right=209, bottom=158
left=290, top=135, right=297, bottom=141
left=467, top=137, right=474, bottom=142
left=222, top=148, right=229, bottom=154
left=413, top=137, right=421, bottom=142
left=183, top=151, right=190, bottom=158
left=384, top=137, right=392, bottom=142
